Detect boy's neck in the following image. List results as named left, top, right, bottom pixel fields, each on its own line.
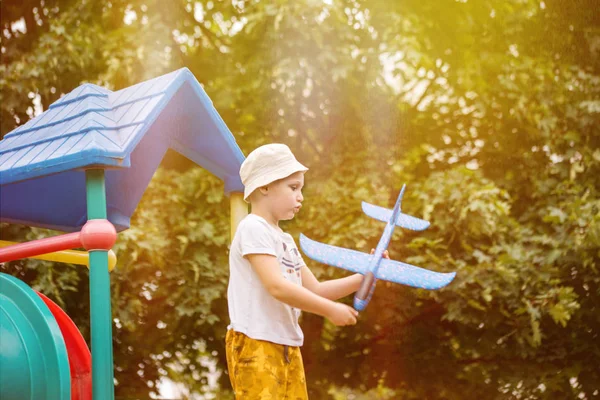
left=250, top=207, right=281, bottom=230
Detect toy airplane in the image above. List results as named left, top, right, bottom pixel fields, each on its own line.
left=299, top=184, right=456, bottom=311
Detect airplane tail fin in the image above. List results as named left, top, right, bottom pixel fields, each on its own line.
left=390, top=184, right=406, bottom=223
left=362, top=185, right=430, bottom=231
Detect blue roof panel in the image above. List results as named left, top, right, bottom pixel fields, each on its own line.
left=0, top=68, right=245, bottom=232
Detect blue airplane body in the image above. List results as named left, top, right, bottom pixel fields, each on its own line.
left=299, top=185, right=456, bottom=311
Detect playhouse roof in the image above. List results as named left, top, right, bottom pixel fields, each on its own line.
left=0, top=68, right=245, bottom=232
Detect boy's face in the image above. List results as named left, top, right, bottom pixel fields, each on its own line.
left=265, top=171, right=305, bottom=221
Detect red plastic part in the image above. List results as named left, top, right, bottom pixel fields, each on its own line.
left=80, top=219, right=117, bottom=251
left=36, top=292, right=92, bottom=400
left=0, top=232, right=82, bottom=264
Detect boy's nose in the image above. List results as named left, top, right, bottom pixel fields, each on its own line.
left=297, top=192, right=304, bottom=202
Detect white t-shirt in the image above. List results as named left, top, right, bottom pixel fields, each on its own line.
left=227, top=214, right=306, bottom=346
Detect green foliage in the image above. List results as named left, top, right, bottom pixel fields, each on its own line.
left=1, top=0, right=599, bottom=399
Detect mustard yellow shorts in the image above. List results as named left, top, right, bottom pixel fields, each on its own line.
left=225, top=330, right=308, bottom=399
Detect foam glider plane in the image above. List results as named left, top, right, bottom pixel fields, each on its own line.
left=299, top=185, right=457, bottom=311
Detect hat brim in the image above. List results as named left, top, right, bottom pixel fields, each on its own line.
left=243, top=161, right=308, bottom=202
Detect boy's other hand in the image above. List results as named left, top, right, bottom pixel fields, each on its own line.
left=327, top=303, right=359, bottom=326
left=370, top=248, right=390, bottom=259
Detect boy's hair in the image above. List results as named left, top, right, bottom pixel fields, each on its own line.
left=240, top=144, right=308, bottom=202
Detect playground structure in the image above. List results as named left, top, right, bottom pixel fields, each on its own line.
left=0, top=68, right=249, bottom=399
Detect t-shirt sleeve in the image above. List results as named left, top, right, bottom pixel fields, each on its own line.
left=240, top=218, right=278, bottom=257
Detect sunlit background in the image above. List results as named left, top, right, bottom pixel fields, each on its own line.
left=1, top=0, right=599, bottom=398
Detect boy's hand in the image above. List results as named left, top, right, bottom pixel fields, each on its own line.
left=327, top=302, right=359, bottom=326
left=370, top=248, right=390, bottom=259
left=327, top=249, right=391, bottom=324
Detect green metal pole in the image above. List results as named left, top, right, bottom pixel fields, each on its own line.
left=85, top=169, right=115, bottom=400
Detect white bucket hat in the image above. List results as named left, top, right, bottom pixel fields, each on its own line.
left=240, top=143, right=308, bottom=201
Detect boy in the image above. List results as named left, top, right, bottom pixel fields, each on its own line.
left=226, top=143, right=387, bottom=399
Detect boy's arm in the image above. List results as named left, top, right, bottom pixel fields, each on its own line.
left=301, top=267, right=362, bottom=301
left=247, top=254, right=358, bottom=326
left=302, top=249, right=390, bottom=301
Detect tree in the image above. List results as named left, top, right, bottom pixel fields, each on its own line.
left=1, top=0, right=599, bottom=398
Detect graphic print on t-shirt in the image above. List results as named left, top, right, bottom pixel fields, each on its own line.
left=281, top=242, right=303, bottom=280
left=280, top=241, right=304, bottom=319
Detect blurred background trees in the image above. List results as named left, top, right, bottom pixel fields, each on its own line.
left=1, top=0, right=599, bottom=398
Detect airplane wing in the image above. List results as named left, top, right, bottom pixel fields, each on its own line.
left=361, top=202, right=430, bottom=231
left=300, top=234, right=456, bottom=290
left=376, top=258, right=456, bottom=289
left=299, top=234, right=371, bottom=274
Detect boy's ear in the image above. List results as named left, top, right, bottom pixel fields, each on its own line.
left=258, top=185, right=269, bottom=196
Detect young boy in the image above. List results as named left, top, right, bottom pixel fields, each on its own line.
left=226, top=143, right=387, bottom=399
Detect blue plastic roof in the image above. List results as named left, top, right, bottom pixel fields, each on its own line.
left=0, top=68, right=245, bottom=232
